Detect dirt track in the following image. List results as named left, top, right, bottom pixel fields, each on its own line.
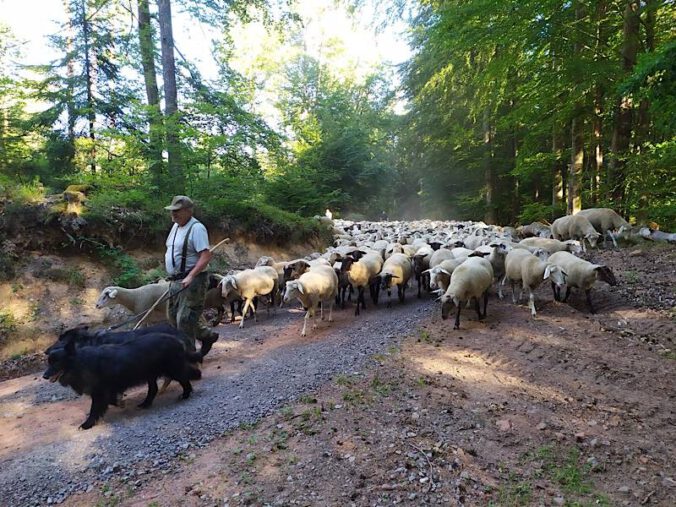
left=0, top=246, right=674, bottom=506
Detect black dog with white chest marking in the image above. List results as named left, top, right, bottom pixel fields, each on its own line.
left=43, top=332, right=201, bottom=429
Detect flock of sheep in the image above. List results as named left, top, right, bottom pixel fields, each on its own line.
left=95, top=207, right=630, bottom=334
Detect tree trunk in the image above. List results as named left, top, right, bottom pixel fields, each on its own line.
left=591, top=0, right=607, bottom=204
left=157, top=0, right=184, bottom=191
left=138, top=0, right=164, bottom=185
left=63, top=0, right=76, bottom=142
left=567, top=1, right=585, bottom=215
left=483, top=109, right=495, bottom=224
left=568, top=116, right=584, bottom=214
left=80, top=0, right=96, bottom=172
left=551, top=126, right=564, bottom=217
left=608, top=0, right=640, bottom=208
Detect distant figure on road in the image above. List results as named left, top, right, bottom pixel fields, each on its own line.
left=380, top=210, right=389, bottom=222
left=325, top=208, right=333, bottom=220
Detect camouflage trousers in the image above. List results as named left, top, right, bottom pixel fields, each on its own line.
left=167, top=271, right=211, bottom=352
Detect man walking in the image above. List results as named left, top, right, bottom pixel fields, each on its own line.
left=164, top=195, right=219, bottom=358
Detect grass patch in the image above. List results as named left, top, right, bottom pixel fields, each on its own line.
left=491, top=473, right=533, bottom=506
left=0, top=310, right=18, bottom=344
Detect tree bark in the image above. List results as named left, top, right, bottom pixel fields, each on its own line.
left=80, top=0, right=96, bottom=172
left=608, top=0, right=640, bottom=208
left=552, top=126, right=564, bottom=218
left=157, top=0, right=184, bottom=191
left=138, top=0, right=164, bottom=185
left=591, top=0, right=607, bottom=204
left=483, top=109, right=495, bottom=224
left=567, top=1, right=585, bottom=215
left=63, top=0, right=76, bottom=142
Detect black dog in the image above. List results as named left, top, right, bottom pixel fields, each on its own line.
left=43, top=332, right=201, bottom=429
left=45, top=323, right=192, bottom=354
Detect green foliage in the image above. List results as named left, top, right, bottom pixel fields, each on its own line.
left=95, top=245, right=143, bottom=289
left=518, top=202, right=564, bottom=226
left=0, top=309, right=18, bottom=344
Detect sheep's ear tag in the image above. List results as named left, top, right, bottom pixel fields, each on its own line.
left=544, top=265, right=552, bottom=279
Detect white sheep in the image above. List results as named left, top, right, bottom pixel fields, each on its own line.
left=220, top=266, right=278, bottom=328
left=424, top=258, right=463, bottom=294
left=502, top=249, right=567, bottom=317
left=338, top=252, right=384, bottom=315
left=378, top=252, right=413, bottom=306
left=95, top=282, right=170, bottom=322
left=548, top=251, right=618, bottom=313
left=440, top=257, right=493, bottom=330
left=518, top=237, right=582, bottom=255
left=428, top=248, right=454, bottom=268
left=576, top=208, right=631, bottom=248
left=551, top=215, right=600, bottom=252
left=283, top=264, right=339, bottom=336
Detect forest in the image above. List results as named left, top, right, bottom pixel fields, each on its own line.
left=0, top=0, right=674, bottom=235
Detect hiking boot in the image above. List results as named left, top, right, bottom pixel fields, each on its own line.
left=200, top=331, right=219, bottom=358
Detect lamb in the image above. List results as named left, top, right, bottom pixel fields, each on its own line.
left=472, top=243, right=510, bottom=298
left=219, top=266, right=278, bottom=328
left=338, top=252, right=384, bottom=315
left=576, top=208, right=631, bottom=248
left=283, top=264, right=339, bottom=336
left=425, top=258, right=463, bottom=294
left=377, top=253, right=413, bottom=307
left=502, top=249, right=567, bottom=317
left=95, top=282, right=170, bottom=323
left=255, top=256, right=288, bottom=295
left=518, top=237, right=582, bottom=255
left=551, top=215, right=601, bottom=252
left=548, top=251, right=618, bottom=313
left=440, top=256, right=493, bottom=330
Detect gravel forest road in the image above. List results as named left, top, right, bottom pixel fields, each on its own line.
left=0, top=295, right=434, bottom=506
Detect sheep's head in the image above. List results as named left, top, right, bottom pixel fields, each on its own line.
left=544, top=264, right=567, bottom=287
left=95, top=287, right=117, bottom=309
left=379, top=273, right=400, bottom=290
left=283, top=280, right=303, bottom=303
left=594, top=265, right=617, bottom=286
left=255, top=256, right=274, bottom=268
left=219, top=276, right=238, bottom=298
left=586, top=231, right=601, bottom=248
left=564, top=240, right=583, bottom=254
left=440, top=292, right=457, bottom=320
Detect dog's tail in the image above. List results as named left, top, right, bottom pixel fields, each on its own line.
left=187, top=364, right=202, bottom=381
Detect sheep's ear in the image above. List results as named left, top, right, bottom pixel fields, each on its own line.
left=297, top=283, right=305, bottom=295
left=391, top=275, right=401, bottom=280
left=544, top=265, right=552, bottom=280
left=439, top=268, right=452, bottom=276
left=109, top=289, right=118, bottom=299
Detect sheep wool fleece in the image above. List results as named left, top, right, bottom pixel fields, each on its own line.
left=167, top=272, right=210, bottom=351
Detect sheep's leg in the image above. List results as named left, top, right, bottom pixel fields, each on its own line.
left=550, top=281, right=560, bottom=301
left=158, top=377, right=171, bottom=395
left=483, top=290, right=489, bottom=318
left=311, top=305, right=318, bottom=330
left=239, top=298, right=253, bottom=328
left=301, top=308, right=310, bottom=337
left=585, top=288, right=596, bottom=314
left=609, top=230, right=619, bottom=249
left=517, top=287, right=524, bottom=302
left=498, top=276, right=505, bottom=300
left=328, top=299, right=334, bottom=322
left=454, top=304, right=462, bottom=330
left=398, top=284, right=405, bottom=304
left=562, top=286, right=571, bottom=302
left=528, top=289, right=537, bottom=317
left=417, top=273, right=422, bottom=298
left=355, top=287, right=363, bottom=316
left=320, top=301, right=324, bottom=321
left=510, top=280, right=517, bottom=304
left=474, top=297, right=482, bottom=320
